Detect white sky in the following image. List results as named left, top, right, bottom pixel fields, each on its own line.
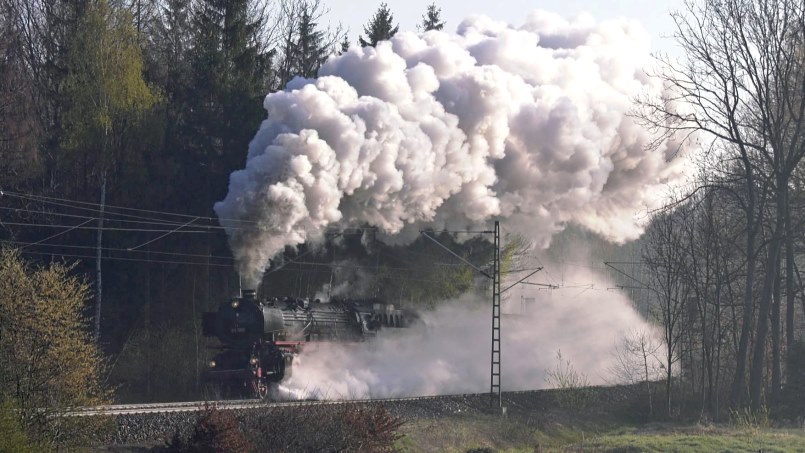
left=324, top=0, right=687, bottom=53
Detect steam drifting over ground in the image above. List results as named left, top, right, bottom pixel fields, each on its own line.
left=214, top=10, right=687, bottom=287
left=279, top=271, right=661, bottom=399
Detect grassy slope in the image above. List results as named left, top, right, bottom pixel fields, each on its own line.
left=586, top=426, right=805, bottom=453
left=395, top=417, right=805, bottom=453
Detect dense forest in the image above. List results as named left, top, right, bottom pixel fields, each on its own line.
left=2, top=0, right=805, bottom=449
left=0, top=0, right=470, bottom=418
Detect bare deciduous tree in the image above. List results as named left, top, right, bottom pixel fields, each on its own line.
left=643, top=199, right=692, bottom=416
left=636, top=0, right=805, bottom=410
left=609, top=329, right=664, bottom=418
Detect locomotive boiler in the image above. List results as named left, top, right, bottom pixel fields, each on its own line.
left=201, top=289, right=415, bottom=398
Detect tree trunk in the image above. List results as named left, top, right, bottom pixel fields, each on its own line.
left=666, top=358, right=673, bottom=418
left=732, top=173, right=757, bottom=407
left=772, top=256, right=782, bottom=396
left=94, top=174, right=107, bottom=341
left=749, top=182, right=785, bottom=410
left=785, top=187, right=795, bottom=382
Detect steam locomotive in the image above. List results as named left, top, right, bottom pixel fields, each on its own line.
left=202, top=289, right=415, bottom=398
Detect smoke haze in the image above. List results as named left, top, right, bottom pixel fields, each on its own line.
left=280, top=270, right=660, bottom=399
left=214, top=11, right=687, bottom=287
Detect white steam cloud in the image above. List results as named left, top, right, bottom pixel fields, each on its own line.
left=280, top=271, right=661, bottom=399
left=214, top=11, right=687, bottom=286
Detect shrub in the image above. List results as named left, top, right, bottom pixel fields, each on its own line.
left=545, top=350, right=592, bottom=411
left=0, top=399, right=37, bottom=453
left=246, top=403, right=404, bottom=452
left=730, top=405, right=770, bottom=431
left=166, top=405, right=252, bottom=453
left=0, top=248, right=111, bottom=449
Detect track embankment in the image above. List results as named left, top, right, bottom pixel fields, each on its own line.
left=92, top=386, right=642, bottom=446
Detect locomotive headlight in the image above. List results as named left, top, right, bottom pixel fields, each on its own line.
left=249, top=357, right=259, bottom=366
left=231, top=300, right=240, bottom=309
left=208, top=360, right=216, bottom=368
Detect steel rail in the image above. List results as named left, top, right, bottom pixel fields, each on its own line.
left=64, top=390, right=540, bottom=417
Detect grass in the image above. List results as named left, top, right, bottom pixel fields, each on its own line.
left=395, top=418, right=805, bottom=453
left=395, top=415, right=608, bottom=453
left=576, top=427, right=805, bottom=453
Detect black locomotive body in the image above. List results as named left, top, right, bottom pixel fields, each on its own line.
left=201, top=289, right=415, bottom=398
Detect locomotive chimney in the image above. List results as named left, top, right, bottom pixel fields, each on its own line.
left=242, top=289, right=257, bottom=300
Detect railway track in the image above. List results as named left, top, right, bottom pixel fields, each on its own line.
left=67, top=392, right=508, bottom=417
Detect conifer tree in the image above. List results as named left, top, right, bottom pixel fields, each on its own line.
left=278, top=1, right=338, bottom=84
left=339, top=33, right=350, bottom=55
left=419, top=3, right=444, bottom=31
left=185, top=0, right=271, bottom=210
left=152, top=0, right=192, bottom=89
left=358, top=2, right=398, bottom=47
left=295, top=3, right=329, bottom=78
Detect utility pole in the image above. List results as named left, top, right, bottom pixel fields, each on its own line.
left=491, top=220, right=502, bottom=408
left=94, top=175, right=107, bottom=341
left=420, top=222, right=546, bottom=411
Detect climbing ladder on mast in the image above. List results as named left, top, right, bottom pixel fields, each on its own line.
left=491, top=220, right=501, bottom=408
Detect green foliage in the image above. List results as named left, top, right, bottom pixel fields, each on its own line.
left=0, top=399, right=37, bottom=453
left=62, top=0, right=158, bottom=188
left=576, top=429, right=805, bottom=453
left=545, top=350, right=592, bottom=411
left=400, top=416, right=805, bottom=453
left=359, top=2, right=399, bottom=47
left=373, top=235, right=485, bottom=306
left=419, top=3, right=445, bottom=32
left=500, top=234, right=527, bottom=277
left=0, top=248, right=111, bottom=449
left=397, top=415, right=605, bottom=453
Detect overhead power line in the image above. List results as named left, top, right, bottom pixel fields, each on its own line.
left=19, top=218, right=95, bottom=249
left=1, top=189, right=221, bottom=222
left=17, top=250, right=236, bottom=268
left=0, top=205, right=223, bottom=229
left=1, top=191, right=384, bottom=233
left=5, top=240, right=235, bottom=261
left=0, top=221, right=211, bottom=233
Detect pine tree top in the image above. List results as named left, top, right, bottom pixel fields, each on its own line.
left=358, top=2, right=399, bottom=47
left=420, top=3, right=445, bottom=32
left=339, top=34, right=351, bottom=55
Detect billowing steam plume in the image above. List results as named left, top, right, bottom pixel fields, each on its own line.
left=215, top=11, right=686, bottom=286
left=279, top=270, right=663, bottom=399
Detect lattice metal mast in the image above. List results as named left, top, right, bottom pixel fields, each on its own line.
left=491, top=220, right=502, bottom=408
